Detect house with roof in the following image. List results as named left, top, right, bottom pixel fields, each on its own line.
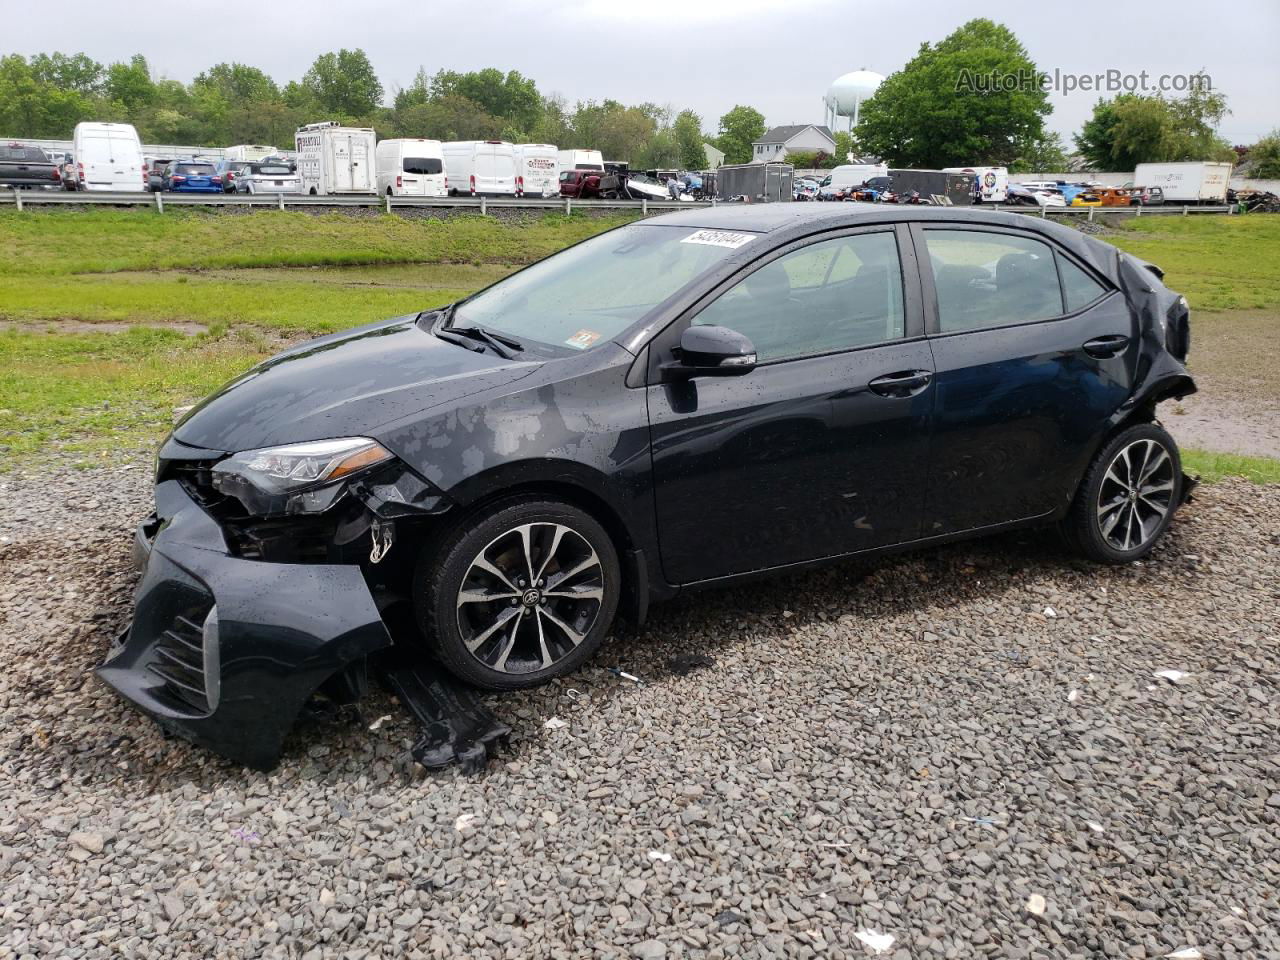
left=750, top=124, right=837, bottom=163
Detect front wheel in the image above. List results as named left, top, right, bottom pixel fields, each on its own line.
left=416, top=499, right=621, bottom=690
left=1063, top=423, right=1183, bottom=563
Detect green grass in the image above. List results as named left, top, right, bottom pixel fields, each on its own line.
left=1181, top=449, right=1280, bottom=485
left=1108, top=215, right=1280, bottom=312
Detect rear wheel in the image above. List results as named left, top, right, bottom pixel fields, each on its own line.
left=416, top=499, right=620, bottom=690
left=1063, top=423, right=1182, bottom=563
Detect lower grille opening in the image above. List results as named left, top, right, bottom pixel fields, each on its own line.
left=147, top=607, right=216, bottom=715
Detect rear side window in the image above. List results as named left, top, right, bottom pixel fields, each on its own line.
left=924, top=229, right=1062, bottom=332
left=1059, top=257, right=1108, bottom=312
left=403, top=157, right=442, bottom=175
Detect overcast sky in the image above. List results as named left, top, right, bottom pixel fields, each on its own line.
left=9, top=0, right=1279, bottom=145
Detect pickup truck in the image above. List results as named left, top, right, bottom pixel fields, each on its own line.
left=0, top=143, right=62, bottom=190
left=559, top=168, right=622, bottom=199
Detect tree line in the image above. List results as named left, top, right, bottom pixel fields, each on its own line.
left=2, top=27, right=1274, bottom=174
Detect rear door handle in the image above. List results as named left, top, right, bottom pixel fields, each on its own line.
left=1082, top=335, right=1131, bottom=358
left=868, top=369, right=932, bottom=398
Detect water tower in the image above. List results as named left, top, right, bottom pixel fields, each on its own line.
left=825, top=69, right=885, bottom=134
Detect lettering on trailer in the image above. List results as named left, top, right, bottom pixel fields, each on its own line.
left=527, top=158, right=556, bottom=170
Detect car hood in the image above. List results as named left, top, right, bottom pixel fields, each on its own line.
left=173, top=314, right=539, bottom=452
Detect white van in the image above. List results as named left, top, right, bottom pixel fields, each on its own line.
left=72, top=122, right=145, bottom=192
left=223, top=145, right=278, bottom=162
left=942, top=166, right=1009, bottom=203
left=295, top=122, right=376, bottom=195
left=817, top=162, right=888, bottom=199
left=515, top=144, right=558, bottom=197
left=442, top=141, right=517, bottom=196
left=376, top=139, right=446, bottom=197
left=557, top=149, right=604, bottom=174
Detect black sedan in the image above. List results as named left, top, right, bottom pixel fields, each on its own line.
left=101, top=205, right=1196, bottom=769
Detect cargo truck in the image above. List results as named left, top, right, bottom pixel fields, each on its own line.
left=294, top=122, right=376, bottom=195
left=1132, top=162, right=1232, bottom=204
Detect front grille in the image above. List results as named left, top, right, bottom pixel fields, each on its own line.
left=146, top=607, right=216, bottom=714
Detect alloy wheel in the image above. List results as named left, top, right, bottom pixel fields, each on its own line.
left=455, top=522, right=605, bottom=675
left=1095, top=438, right=1175, bottom=552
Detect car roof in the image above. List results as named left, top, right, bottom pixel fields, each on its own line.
left=644, top=203, right=1063, bottom=235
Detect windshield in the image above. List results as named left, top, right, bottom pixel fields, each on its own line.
left=451, top=223, right=755, bottom=352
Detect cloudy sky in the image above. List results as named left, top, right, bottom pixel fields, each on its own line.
left=9, top=0, right=1279, bottom=145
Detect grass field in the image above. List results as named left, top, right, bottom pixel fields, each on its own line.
left=0, top=208, right=1277, bottom=483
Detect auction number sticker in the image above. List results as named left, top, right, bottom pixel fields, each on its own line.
left=681, top=229, right=756, bottom=249
left=565, top=329, right=602, bottom=350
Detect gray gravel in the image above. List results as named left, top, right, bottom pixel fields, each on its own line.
left=1, top=458, right=1278, bottom=959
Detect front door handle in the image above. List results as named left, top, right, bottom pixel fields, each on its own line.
left=1082, top=335, right=1130, bottom=358
left=868, top=369, right=932, bottom=398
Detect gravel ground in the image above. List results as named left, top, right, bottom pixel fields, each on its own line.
left=1, top=458, right=1278, bottom=960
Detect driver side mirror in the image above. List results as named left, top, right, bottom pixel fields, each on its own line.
left=662, top=325, right=757, bottom=380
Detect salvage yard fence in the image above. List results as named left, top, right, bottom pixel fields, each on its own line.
left=0, top=188, right=1239, bottom=219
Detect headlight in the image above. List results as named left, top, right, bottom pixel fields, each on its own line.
left=212, top=437, right=394, bottom=516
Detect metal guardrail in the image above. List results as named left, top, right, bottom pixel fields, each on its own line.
left=0, top=189, right=700, bottom=215
left=0, top=188, right=1236, bottom=218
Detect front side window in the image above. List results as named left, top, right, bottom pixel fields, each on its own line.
left=453, top=224, right=751, bottom=352
left=693, top=232, right=905, bottom=362
left=924, top=229, right=1063, bottom=333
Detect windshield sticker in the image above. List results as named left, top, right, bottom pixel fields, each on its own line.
left=565, top=329, right=602, bottom=350
left=681, top=229, right=756, bottom=249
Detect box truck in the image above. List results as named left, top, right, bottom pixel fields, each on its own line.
left=557, top=148, right=604, bottom=174
left=72, top=122, right=145, bottom=192
left=816, top=163, right=888, bottom=199
left=294, top=122, right=376, bottom=195
left=1133, top=162, right=1232, bottom=203
left=515, top=144, right=559, bottom=197
left=376, top=138, right=446, bottom=197
left=942, top=166, right=1008, bottom=203
left=715, top=162, right=794, bottom=202
left=442, top=141, right=518, bottom=197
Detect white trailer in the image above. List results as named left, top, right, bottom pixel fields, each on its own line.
left=942, top=166, right=1008, bottom=203
left=515, top=144, right=559, bottom=197
left=294, top=122, right=376, bottom=196
left=1133, top=162, right=1233, bottom=203
left=557, top=148, right=604, bottom=174
left=442, top=141, right=517, bottom=196
left=224, top=144, right=278, bottom=162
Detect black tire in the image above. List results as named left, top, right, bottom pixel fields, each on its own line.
left=1063, top=422, right=1182, bottom=564
left=415, top=498, right=621, bottom=690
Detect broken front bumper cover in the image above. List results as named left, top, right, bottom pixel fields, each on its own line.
left=98, top=479, right=394, bottom=770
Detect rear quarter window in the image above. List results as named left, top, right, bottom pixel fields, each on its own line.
left=1058, top=256, right=1109, bottom=312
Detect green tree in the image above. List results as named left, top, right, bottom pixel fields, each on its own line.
left=673, top=110, right=706, bottom=169
left=831, top=131, right=853, bottom=163
left=1075, top=88, right=1233, bottom=169
left=29, top=52, right=102, bottom=94
left=571, top=100, right=657, bottom=161
left=396, top=93, right=503, bottom=141
left=1011, top=131, right=1069, bottom=173
left=1245, top=130, right=1280, bottom=179
left=855, top=19, right=1050, bottom=167
left=714, top=105, right=765, bottom=164
left=302, top=49, right=383, bottom=117
left=105, top=55, right=155, bottom=111
left=431, top=68, right=541, bottom=131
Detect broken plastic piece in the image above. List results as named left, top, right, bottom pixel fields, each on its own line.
left=382, top=662, right=511, bottom=773
left=962, top=816, right=997, bottom=826
left=1043, top=606, right=1057, bottom=617
left=543, top=716, right=569, bottom=730
left=610, top=667, right=645, bottom=685
left=1154, top=669, right=1189, bottom=683
left=854, top=929, right=895, bottom=954
left=367, top=714, right=393, bottom=732
left=1067, top=689, right=1081, bottom=703
left=647, top=850, right=672, bottom=862
left=1162, top=950, right=1203, bottom=959
left=1025, top=893, right=1047, bottom=916
left=454, top=813, right=479, bottom=832
left=1086, top=820, right=1105, bottom=834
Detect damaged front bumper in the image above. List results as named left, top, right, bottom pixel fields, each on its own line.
left=98, top=478, right=394, bottom=770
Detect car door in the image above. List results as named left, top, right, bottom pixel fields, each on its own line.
left=912, top=223, right=1135, bottom=535
left=646, top=225, right=934, bottom=585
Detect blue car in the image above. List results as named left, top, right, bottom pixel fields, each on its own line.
left=163, top=160, right=223, bottom=194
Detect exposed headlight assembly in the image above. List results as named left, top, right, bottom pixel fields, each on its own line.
left=212, top=437, right=394, bottom=516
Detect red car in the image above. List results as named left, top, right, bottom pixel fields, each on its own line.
left=559, top=168, right=622, bottom=199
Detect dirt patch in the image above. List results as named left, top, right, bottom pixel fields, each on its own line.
left=0, top=319, right=208, bottom=336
